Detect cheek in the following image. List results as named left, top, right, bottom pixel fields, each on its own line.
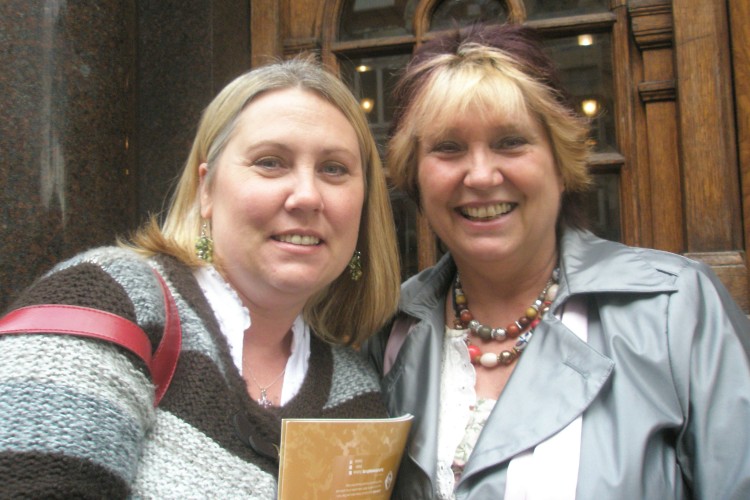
left=211, top=182, right=271, bottom=234
left=326, top=188, right=364, bottom=247
left=417, top=159, right=453, bottom=204
left=416, top=159, right=437, bottom=196
left=333, top=187, right=365, bottom=230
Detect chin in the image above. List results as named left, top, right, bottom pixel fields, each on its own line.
left=273, top=271, right=335, bottom=295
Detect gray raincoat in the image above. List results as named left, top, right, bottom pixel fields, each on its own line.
left=363, top=227, right=750, bottom=499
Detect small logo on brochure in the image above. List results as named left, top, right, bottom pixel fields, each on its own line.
left=384, top=471, right=394, bottom=490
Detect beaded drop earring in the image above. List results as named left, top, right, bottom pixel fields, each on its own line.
left=195, top=221, right=214, bottom=263
left=348, top=251, right=363, bottom=281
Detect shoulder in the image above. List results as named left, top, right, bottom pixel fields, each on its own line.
left=329, top=344, right=381, bottom=390
left=559, top=228, right=718, bottom=296
left=9, top=246, right=167, bottom=330
left=398, top=253, right=454, bottom=316
left=319, top=341, right=382, bottom=410
left=561, top=228, right=746, bottom=323
left=51, top=246, right=160, bottom=295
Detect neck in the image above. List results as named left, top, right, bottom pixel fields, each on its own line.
left=243, top=305, right=298, bottom=356
left=453, top=250, right=558, bottom=306
left=217, top=262, right=310, bottom=345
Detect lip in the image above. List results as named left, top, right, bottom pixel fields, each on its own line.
left=457, top=202, right=517, bottom=221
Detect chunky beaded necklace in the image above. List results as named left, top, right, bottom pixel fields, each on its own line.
left=452, top=268, right=560, bottom=367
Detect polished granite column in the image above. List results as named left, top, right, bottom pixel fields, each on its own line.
left=0, top=1, right=251, bottom=311
left=0, top=1, right=138, bottom=310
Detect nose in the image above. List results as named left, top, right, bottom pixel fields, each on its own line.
left=464, top=146, right=503, bottom=189
left=285, top=169, right=324, bottom=212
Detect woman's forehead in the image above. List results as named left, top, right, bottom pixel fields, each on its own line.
left=415, top=91, right=532, bottom=139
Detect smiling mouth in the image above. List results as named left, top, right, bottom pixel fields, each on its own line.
left=273, top=234, right=321, bottom=246
left=460, top=203, right=516, bottom=221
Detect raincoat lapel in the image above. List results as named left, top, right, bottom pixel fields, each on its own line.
left=460, top=316, right=614, bottom=481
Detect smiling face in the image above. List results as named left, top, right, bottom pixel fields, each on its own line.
left=417, top=103, right=563, bottom=272
left=199, top=87, right=365, bottom=310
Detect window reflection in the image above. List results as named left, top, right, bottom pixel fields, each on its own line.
left=340, top=53, right=420, bottom=278
left=525, top=0, right=609, bottom=20
left=390, top=190, right=420, bottom=280
left=543, top=33, right=616, bottom=153
left=430, top=0, right=507, bottom=32
left=339, top=0, right=418, bottom=40
left=340, top=54, right=411, bottom=155
left=582, top=173, right=621, bottom=242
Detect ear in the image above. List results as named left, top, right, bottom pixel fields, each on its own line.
left=198, top=163, right=213, bottom=219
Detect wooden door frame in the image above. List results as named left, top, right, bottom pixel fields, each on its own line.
left=250, top=0, right=750, bottom=311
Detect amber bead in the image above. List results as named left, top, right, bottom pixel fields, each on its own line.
left=507, top=324, right=520, bottom=338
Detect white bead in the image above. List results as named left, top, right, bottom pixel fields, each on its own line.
left=479, top=352, right=499, bottom=368
left=546, top=283, right=559, bottom=301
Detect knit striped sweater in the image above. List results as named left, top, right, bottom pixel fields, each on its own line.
left=0, top=247, right=387, bottom=499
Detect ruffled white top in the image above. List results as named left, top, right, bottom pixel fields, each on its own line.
left=435, top=298, right=588, bottom=500
left=193, top=265, right=310, bottom=405
left=436, top=326, right=496, bottom=499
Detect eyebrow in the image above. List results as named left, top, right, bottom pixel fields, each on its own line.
left=423, top=122, right=529, bottom=140
left=242, top=140, right=360, bottom=161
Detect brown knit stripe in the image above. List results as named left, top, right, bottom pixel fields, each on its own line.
left=0, top=451, right=129, bottom=499
left=157, top=351, right=278, bottom=473
left=8, top=262, right=138, bottom=321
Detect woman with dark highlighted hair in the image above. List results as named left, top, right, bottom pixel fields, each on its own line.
left=363, top=23, right=750, bottom=499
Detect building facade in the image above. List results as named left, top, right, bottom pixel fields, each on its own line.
left=1, top=0, right=748, bottom=313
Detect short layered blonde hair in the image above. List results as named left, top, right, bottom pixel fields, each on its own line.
left=389, top=24, right=592, bottom=228
left=129, top=57, right=400, bottom=345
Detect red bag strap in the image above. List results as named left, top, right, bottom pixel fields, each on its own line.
left=150, top=269, right=182, bottom=405
left=0, top=268, right=181, bottom=407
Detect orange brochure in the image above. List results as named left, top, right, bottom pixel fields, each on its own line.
left=277, top=414, right=413, bottom=499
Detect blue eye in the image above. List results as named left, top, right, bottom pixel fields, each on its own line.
left=254, top=157, right=283, bottom=169
left=497, top=137, right=528, bottom=149
left=321, top=163, right=348, bottom=176
left=432, top=141, right=462, bottom=154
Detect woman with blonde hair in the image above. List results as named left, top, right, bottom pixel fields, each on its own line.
left=364, top=23, right=750, bottom=498
left=0, top=57, right=400, bottom=498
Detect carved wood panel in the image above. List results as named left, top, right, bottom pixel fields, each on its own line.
left=250, top=0, right=750, bottom=311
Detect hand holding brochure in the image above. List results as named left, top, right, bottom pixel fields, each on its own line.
left=277, top=414, right=413, bottom=499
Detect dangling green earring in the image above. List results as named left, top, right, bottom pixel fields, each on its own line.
left=348, top=251, right=363, bottom=281
left=195, top=221, right=214, bottom=263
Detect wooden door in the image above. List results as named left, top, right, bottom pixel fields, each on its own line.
left=251, top=0, right=750, bottom=312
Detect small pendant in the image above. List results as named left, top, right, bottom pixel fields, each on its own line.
left=258, top=388, right=272, bottom=408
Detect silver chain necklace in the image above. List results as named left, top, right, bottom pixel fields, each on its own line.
left=247, top=365, right=287, bottom=408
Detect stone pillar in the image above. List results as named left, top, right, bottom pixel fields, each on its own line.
left=0, top=0, right=138, bottom=311
left=0, top=1, right=250, bottom=311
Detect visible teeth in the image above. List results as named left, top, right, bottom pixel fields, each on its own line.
left=462, top=203, right=513, bottom=219
left=276, top=235, right=320, bottom=245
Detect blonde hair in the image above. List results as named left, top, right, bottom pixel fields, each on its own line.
left=389, top=24, right=591, bottom=227
left=128, top=57, right=400, bottom=344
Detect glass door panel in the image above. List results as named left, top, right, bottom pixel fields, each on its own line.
left=340, top=53, right=420, bottom=278
left=430, top=0, right=508, bottom=32
left=542, top=33, right=615, bottom=153
left=525, top=0, right=610, bottom=20
left=339, top=0, right=419, bottom=40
